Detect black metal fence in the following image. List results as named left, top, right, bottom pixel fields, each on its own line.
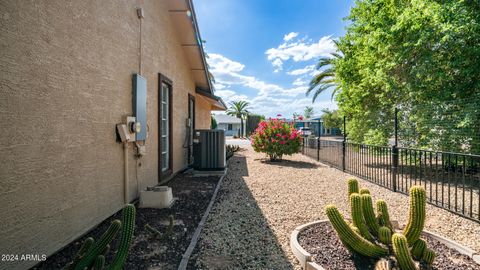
left=302, top=136, right=480, bottom=223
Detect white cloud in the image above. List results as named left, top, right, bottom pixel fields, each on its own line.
left=283, top=32, right=299, bottom=41
left=207, top=52, right=337, bottom=117
left=287, top=65, right=315, bottom=76
left=266, top=35, right=336, bottom=72
left=292, top=78, right=307, bottom=86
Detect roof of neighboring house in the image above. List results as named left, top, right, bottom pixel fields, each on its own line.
left=166, top=0, right=226, bottom=110
left=214, top=114, right=242, bottom=124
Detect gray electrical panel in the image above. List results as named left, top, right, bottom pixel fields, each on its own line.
left=133, top=74, right=147, bottom=141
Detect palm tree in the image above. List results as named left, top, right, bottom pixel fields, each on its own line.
left=304, top=106, right=314, bottom=119
left=306, top=51, right=342, bottom=102
left=226, top=100, right=250, bottom=138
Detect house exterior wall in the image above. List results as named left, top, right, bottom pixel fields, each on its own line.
left=0, top=1, right=206, bottom=269
left=195, top=95, right=212, bottom=129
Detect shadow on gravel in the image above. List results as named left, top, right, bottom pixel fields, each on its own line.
left=259, top=158, right=319, bottom=169
left=188, top=155, right=294, bottom=270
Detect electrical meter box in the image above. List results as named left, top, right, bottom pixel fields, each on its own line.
left=133, top=74, right=147, bottom=141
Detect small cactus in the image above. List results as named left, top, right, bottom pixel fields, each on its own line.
left=361, top=194, right=379, bottom=235
left=107, top=204, right=136, bottom=270
left=374, top=259, right=391, bottom=270
left=378, top=226, right=391, bottom=245
left=392, top=233, right=417, bottom=270
left=93, top=255, right=105, bottom=270
left=411, top=239, right=427, bottom=260
left=348, top=178, right=359, bottom=196
left=422, top=248, right=436, bottom=265
left=350, top=193, right=374, bottom=241
left=360, top=188, right=370, bottom=195
left=376, top=200, right=393, bottom=230
left=403, top=186, right=426, bottom=246
left=67, top=237, right=94, bottom=270
left=325, top=205, right=388, bottom=258
left=145, top=224, right=162, bottom=238
left=74, top=220, right=121, bottom=270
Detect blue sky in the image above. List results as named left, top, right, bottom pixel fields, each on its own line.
left=194, top=0, right=354, bottom=117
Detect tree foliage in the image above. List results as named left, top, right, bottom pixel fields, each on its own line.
left=226, top=100, right=250, bottom=138
left=329, top=0, right=480, bottom=152
left=304, top=106, right=315, bottom=119
left=321, top=109, right=342, bottom=130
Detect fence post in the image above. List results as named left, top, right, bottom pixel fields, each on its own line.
left=317, top=119, right=321, bottom=161
left=391, top=108, right=398, bottom=192
left=342, top=116, right=346, bottom=171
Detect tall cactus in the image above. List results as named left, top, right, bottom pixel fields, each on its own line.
left=392, top=233, right=417, bottom=270
left=378, top=226, right=391, bottom=245
left=422, top=248, right=436, bottom=265
left=411, top=239, right=426, bottom=260
left=348, top=178, right=359, bottom=196
left=403, top=186, right=426, bottom=246
left=376, top=200, right=393, bottom=230
left=325, top=205, right=388, bottom=258
left=74, top=220, right=121, bottom=270
left=361, top=194, right=379, bottom=235
left=107, top=204, right=136, bottom=270
left=350, top=193, right=374, bottom=241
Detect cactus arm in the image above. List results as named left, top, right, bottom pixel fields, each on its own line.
left=348, top=178, right=359, bottom=196
left=411, top=239, right=426, bottom=260
left=67, top=237, right=94, bottom=270
left=403, top=186, right=426, bottom=246
left=361, top=194, right=380, bottom=235
left=107, top=204, right=136, bottom=270
left=325, top=205, right=388, bottom=258
left=376, top=200, right=393, bottom=231
left=93, top=255, right=105, bottom=270
left=360, top=188, right=370, bottom=195
left=378, top=226, right=391, bottom=245
left=74, top=220, right=121, bottom=270
left=392, top=233, right=417, bottom=270
left=350, top=194, right=374, bottom=241
left=422, top=248, right=436, bottom=265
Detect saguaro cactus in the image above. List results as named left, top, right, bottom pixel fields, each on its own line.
left=376, top=200, right=393, bottom=230
left=325, top=205, right=388, bottom=258
left=378, top=226, right=391, bottom=245
left=411, top=239, right=426, bottom=260
left=74, top=220, right=121, bottom=270
left=350, top=193, right=374, bottom=241
left=392, top=233, right=417, bottom=270
left=348, top=178, right=359, bottom=196
left=403, top=186, right=426, bottom=246
left=361, top=194, right=379, bottom=235
left=108, top=204, right=136, bottom=270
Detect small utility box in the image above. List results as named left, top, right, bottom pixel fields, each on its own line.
left=139, top=186, right=174, bottom=208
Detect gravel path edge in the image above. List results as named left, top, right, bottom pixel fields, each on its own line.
left=177, top=168, right=229, bottom=270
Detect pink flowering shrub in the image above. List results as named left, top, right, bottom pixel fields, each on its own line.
left=250, top=118, right=302, bottom=161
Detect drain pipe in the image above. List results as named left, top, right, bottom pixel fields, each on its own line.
left=124, top=142, right=129, bottom=203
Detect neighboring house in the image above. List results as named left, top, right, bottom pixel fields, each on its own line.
left=214, top=114, right=242, bottom=136
left=0, top=1, right=225, bottom=269
left=286, top=117, right=341, bottom=136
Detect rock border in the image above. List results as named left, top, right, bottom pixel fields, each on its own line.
left=290, top=220, right=480, bottom=270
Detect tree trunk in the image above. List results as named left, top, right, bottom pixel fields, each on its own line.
left=240, top=117, right=244, bottom=138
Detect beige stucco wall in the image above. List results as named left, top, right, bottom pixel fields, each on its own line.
left=195, top=95, right=213, bottom=129
left=0, top=1, right=208, bottom=269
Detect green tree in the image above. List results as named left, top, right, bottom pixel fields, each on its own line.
left=211, top=114, right=217, bottom=129
left=304, top=106, right=314, bottom=119
left=321, top=0, right=480, bottom=151
left=226, top=100, right=250, bottom=138
left=321, top=109, right=342, bottom=130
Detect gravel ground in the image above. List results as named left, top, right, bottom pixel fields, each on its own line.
left=190, top=146, right=480, bottom=269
